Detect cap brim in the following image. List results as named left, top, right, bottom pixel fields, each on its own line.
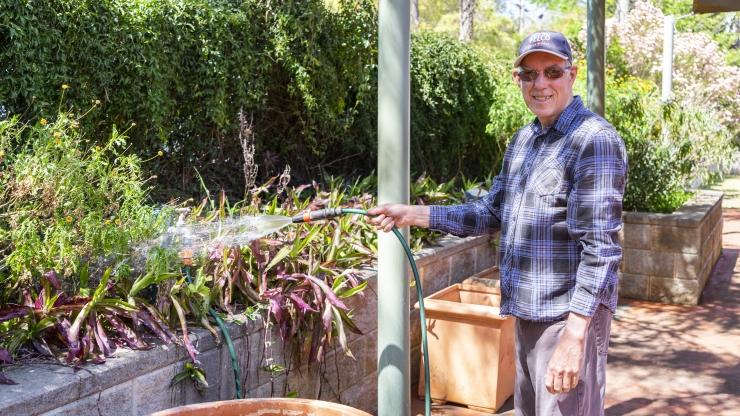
left=514, top=49, right=570, bottom=67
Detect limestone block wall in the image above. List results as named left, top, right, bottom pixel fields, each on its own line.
left=619, top=190, right=723, bottom=305
left=0, top=234, right=497, bottom=416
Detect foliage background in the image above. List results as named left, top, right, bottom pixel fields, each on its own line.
left=1, top=0, right=499, bottom=198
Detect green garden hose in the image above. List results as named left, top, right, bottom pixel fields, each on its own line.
left=293, top=208, right=432, bottom=416
left=182, top=266, right=243, bottom=399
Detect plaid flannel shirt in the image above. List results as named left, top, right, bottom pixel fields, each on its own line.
left=430, top=96, right=627, bottom=322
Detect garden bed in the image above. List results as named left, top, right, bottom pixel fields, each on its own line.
left=619, top=190, right=723, bottom=305
left=0, top=234, right=497, bottom=416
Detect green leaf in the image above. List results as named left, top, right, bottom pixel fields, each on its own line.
left=264, top=245, right=291, bottom=273
left=338, top=281, right=367, bottom=299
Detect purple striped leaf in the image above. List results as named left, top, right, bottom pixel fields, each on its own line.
left=0, top=306, right=29, bottom=323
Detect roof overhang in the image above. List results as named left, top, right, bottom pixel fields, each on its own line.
left=693, top=0, right=740, bottom=13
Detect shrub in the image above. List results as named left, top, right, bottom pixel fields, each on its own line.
left=0, top=0, right=378, bottom=195
left=0, top=108, right=168, bottom=303
left=410, top=31, right=501, bottom=179
left=605, top=76, right=733, bottom=212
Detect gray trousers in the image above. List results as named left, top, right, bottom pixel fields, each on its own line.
left=514, top=305, right=613, bottom=416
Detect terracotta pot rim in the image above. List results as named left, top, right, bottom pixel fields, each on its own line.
left=150, top=398, right=372, bottom=416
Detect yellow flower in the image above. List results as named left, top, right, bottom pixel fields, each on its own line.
left=115, top=218, right=122, bottom=226
left=53, top=131, right=62, bottom=138
left=0, top=150, right=5, bottom=158
left=157, top=150, right=164, bottom=157
left=104, top=219, right=111, bottom=225
left=61, top=84, right=70, bottom=90
left=55, top=139, right=62, bottom=146
left=65, top=215, right=73, bottom=223
left=40, top=118, right=48, bottom=126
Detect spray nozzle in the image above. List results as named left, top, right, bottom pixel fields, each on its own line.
left=291, top=207, right=344, bottom=223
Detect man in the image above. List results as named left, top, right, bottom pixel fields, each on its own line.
left=369, top=31, right=627, bottom=415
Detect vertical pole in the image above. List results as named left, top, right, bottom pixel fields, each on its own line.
left=378, top=0, right=410, bottom=415
left=586, top=0, right=605, bottom=116
left=662, top=15, right=674, bottom=102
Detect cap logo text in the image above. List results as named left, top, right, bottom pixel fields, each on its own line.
left=530, top=33, right=551, bottom=43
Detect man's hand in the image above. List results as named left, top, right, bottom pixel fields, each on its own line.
left=545, top=312, right=591, bottom=395
left=367, top=204, right=430, bottom=232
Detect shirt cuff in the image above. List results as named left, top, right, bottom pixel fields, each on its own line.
left=569, top=286, right=600, bottom=317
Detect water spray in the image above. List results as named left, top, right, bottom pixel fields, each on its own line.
left=165, top=208, right=431, bottom=416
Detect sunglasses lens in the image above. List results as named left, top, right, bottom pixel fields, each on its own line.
left=518, top=70, right=537, bottom=82
left=544, top=67, right=565, bottom=79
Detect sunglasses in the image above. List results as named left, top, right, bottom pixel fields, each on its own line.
left=515, top=65, right=572, bottom=83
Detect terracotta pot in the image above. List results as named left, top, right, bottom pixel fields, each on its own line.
left=415, top=279, right=515, bottom=413
left=150, top=398, right=372, bottom=416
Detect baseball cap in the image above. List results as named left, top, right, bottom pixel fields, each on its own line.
left=514, top=31, right=573, bottom=67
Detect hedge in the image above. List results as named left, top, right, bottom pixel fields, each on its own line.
left=1, top=0, right=502, bottom=197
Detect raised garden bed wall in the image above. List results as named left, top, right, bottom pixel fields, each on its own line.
left=619, top=190, right=723, bottom=305
left=0, top=234, right=498, bottom=416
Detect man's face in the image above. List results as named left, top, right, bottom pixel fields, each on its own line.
left=514, top=52, right=577, bottom=127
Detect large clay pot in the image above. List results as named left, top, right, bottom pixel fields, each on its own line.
left=150, top=398, right=372, bottom=416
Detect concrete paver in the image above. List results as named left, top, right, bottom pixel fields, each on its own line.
left=414, top=187, right=740, bottom=416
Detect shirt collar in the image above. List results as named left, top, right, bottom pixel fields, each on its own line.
left=531, top=95, right=585, bottom=136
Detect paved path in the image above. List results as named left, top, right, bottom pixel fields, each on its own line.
left=414, top=184, right=740, bottom=415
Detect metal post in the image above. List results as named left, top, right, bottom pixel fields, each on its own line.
left=378, top=0, right=410, bottom=415
left=662, top=15, right=675, bottom=102
left=586, top=0, right=605, bottom=116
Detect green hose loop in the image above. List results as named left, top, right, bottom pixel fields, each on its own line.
left=341, top=208, right=432, bottom=416
left=182, top=266, right=243, bottom=399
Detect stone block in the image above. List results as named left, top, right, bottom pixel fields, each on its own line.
left=247, top=375, right=287, bottom=398
left=448, top=245, right=477, bottom=284
left=648, top=276, right=699, bottom=305
left=96, top=380, right=135, bottom=416
left=362, top=329, right=378, bottom=375
left=321, top=336, right=368, bottom=396
left=133, top=362, right=184, bottom=416
left=674, top=253, right=701, bottom=280
left=340, top=371, right=377, bottom=414
left=48, top=380, right=137, bottom=416
left=420, top=260, right=453, bottom=299
left=345, top=283, right=378, bottom=338
left=623, top=249, right=674, bottom=277
left=220, top=337, right=249, bottom=400
left=80, top=343, right=180, bottom=398
left=0, top=364, right=83, bottom=415
left=284, top=364, right=323, bottom=399
left=475, top=243, right=497, bottom=274
left=40, top=392, right=101, bottom=416
left=653, top=225, right=701, bottom=254
left=618, top=272, right=649, bottom=300
left=184, top=346, right=222, bottom=404
left=622, top=223, right=652, bottom=250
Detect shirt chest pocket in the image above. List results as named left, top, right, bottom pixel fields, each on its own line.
left=530, top=160, right=569, bottom=197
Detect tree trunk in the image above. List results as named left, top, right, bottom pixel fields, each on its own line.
left=411, top=0, right=420, bottom=30
left=459, top=0, right=475, bottom=43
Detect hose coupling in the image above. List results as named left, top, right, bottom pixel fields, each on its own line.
left=291, top=207, right=344, bottom=223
